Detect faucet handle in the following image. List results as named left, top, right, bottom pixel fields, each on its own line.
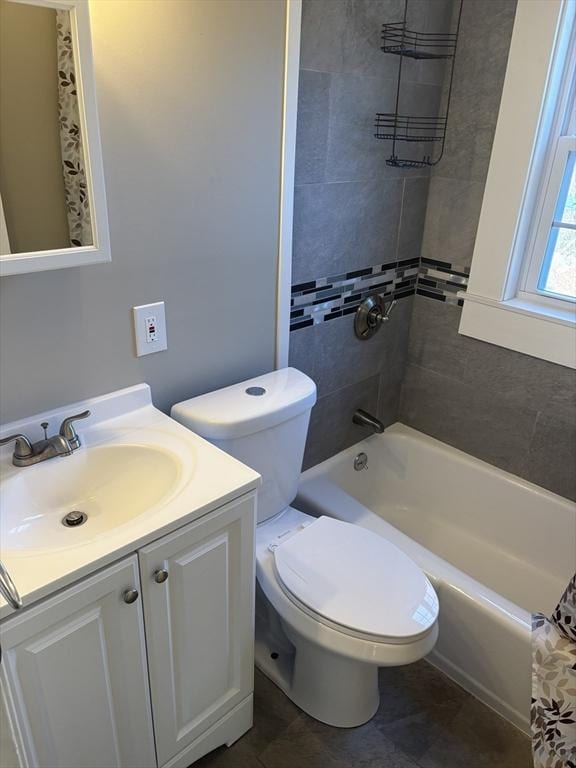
left=381, top=298, right=397, bottom=321
left=354, top=294, right=398, bottom=340
left=59, top=410, right=90, bottom=450
left=0, top=433, right=33, bottom=459
left=0, top=561, right=22, bottom=610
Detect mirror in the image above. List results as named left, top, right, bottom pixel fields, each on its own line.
left=0, top=0, right=110, bottom=276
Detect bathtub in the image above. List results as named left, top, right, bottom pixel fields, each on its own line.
left=295, top=423, right=576, bottom=734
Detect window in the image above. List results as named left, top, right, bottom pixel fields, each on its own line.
left=519, top=35, right=576, bottom=306
left=539, top=149, right=575, bottom=298
left=459, top=0, right=576, bottom=369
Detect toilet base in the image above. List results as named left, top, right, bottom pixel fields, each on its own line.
left=288, top=632, right=380, bottom=727
left=255, top=604, right=380, bottom=728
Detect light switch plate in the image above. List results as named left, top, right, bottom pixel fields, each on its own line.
left=133, top=302, right=167, bottom=356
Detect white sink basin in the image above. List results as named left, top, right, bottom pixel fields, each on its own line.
left=1, top=443, right=182, bottom=552
left=0, top=384, right=260, bottom=614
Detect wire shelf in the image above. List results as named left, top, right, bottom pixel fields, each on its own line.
left=385, top=156, right=435, bottom=169
left=374, top=114, right=447, bottom=143
left=374, top=0, right=463, bottom=168
left=381, top=21, right=458, bottom=59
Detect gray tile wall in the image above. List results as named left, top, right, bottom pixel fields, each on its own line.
left=291, top=0, right=576, bottom=501
left=400, top=0, right=576, bottom=501
left=290, top=0, right=450, bottom=468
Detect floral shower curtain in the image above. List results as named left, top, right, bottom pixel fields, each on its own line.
left=56, top=11, right=91, bottom=247
left=532, top=574, right=576, bottom=768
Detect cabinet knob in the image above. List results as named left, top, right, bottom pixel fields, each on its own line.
left=122, top=588, right=139, bottom=604
left=153, top=568, right=169, bottom=584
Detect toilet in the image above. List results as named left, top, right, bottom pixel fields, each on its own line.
left=171, top=368, right=439, bottom=728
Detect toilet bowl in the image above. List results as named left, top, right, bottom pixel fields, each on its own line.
left=171, top=368, right=439, bottom=727
left=255, top=507, right=438, bottom=726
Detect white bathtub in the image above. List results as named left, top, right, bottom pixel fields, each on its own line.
left=295, top=423, right=576, bottom=734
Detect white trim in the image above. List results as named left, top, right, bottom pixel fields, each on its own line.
left=275, top=0, right=301, bottom=369
left=0, top=0, right=111, bottom=277
left=520, top=25, right=575, bottom=299
left=465, top=0, right=566, bottom=300
left=0, top=195, right=10, bottom=255
left=459, top=0, right=576, bottom=369
left=459, top=297, right=576, bottom=369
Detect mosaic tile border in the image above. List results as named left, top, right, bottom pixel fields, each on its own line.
left=416, top=257, right=470, bottom=306
left=290, top=258, right=419, bottom=331
left=289, top=257, right=470, bottom=331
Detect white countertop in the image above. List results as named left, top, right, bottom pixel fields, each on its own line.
left=0, top=384, right=260, bottom=620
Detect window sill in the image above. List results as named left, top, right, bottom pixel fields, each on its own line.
left=458, top=292, right=576, bottom=369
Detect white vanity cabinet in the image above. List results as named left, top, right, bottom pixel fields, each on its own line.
left=0, top=556, right=156, bottom=768
left=139, top=495, right=256, bottom=767
left=0, top=494, right=256, bottom=768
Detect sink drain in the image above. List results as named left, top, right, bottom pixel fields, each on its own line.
left=62, top=511, right=88, bottom=528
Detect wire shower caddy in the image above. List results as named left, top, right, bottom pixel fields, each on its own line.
left=375, top=0, right=463, bottom=168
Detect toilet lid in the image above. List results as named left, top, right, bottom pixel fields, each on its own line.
left=273, top=516, right=438, bottom=641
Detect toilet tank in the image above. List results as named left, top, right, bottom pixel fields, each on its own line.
left=171, top=368, right=317, bottom=523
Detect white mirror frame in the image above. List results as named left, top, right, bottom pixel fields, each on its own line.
left=0, top=0, right=110, bottom=277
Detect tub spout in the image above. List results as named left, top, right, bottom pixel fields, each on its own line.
left=353, top=409, right=384, bottom=434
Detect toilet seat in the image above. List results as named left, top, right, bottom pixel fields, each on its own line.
left=256, top=506, right=439, bottom=675
left=272, top=516, right=438, bottom=644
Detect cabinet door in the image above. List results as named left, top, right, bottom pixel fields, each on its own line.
left=139, top=494, right=256, bottom=767
left=0, top=556, right=156, bottom=768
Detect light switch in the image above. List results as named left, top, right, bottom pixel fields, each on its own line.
left=133, top=302, right=167, bottom=356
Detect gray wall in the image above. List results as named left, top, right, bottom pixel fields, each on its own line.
left=289, top=0, right=451, bottom=469
left=400, top=0, right=576, bottom=501
left=0, top=0, right=285, bottom=424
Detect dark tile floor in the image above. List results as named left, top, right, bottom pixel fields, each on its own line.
left=195, top=662, right=532, bottom=768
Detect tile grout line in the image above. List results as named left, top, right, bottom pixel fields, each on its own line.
left=520, top=409, right=542, bottom=478
left=294, top=177, right=425, bottom=187
left=298, top=66, right=442, bottom=89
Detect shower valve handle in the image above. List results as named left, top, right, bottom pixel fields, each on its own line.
left=354, top=295, right=397, bottom=340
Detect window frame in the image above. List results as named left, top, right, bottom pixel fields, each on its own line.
left=521, top=139, right=575, bottom=307
left=520, top=26, right=575, bottom=305
left=459, top=0, right=576, bottom=369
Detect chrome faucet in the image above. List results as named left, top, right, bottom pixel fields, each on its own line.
left=0, top=561, right=22, bottom=610
left=353, top=409, right=385, bottom=434
left=0, top=410, right=90, bottom=467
